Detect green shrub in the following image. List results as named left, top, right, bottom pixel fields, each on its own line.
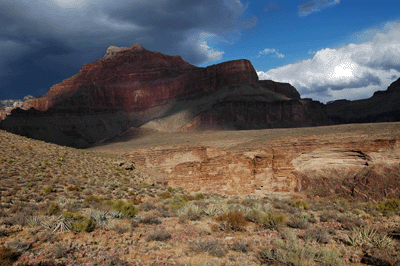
left=291, top=200, right=310, bottom=210
left=158, top=191, right=172, bottom=199
left=378, top=199, right=400, bottom=215
left=73, top=218, right=96, bottom=233
left=194, top=193, right=205, bottom=200
left=259, top=212, right=287, bottom=230
left=84, top=196, right=104, bottom=203
left=63, top=211, right=85, bottom=220
left=113, top=200, right=138, bottom=217
left=168, top=194, right=189, bottom=210
left=43, top=186, right=54, bottom=194
left=48, top=203, right=61, bottom=215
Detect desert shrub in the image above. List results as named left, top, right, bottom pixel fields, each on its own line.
left=51, top=243, right=69, bottom=259
left=43, top=186, right=54, bottom=194
left=84, top=195, right=104, bottom=204
left=112, top=200, right=138, bottom=217
left=319, top=211, right=338, bottom=222
left=130, top=197, right=143, bottom=205
left=73, top=217, right=96, bottom=233
left=257, top=231, right=341, bottom=266
left=190, top=238, right=228, bottom=257
left=378, top=199, right=400, bottom=215
left=291, top=200, right=310, bottom=210
left=67, top=185, right=82, bottom=192
left=48, top=203, right=61, bottom=215
left=303, top=227, right=331, bottom=244
left=139, top=215, right=161, bottom=225
left=259, top=212, right=287, bottom=230
left=244, top=209, right=264, bottom=223
left=158, top=191, right=172, bottom=199
left=63, top=211, right=85, bottom=220
left=107, top=220, right=131, bottom=234
left=5, top=239, right=30, bottom=252
left=287, top=217, right=309, bottom=229
left=138, top=201, right=157, bottom=212
left=0, top=247, right=20, bottom=265
left=145, top=228, right=171, bottom=242
left=229, top=240, right=252, bottom=253
left=216, top=211, right=248, bottom=232
left=167, top=194, right=189, bottom=210
left=194, top=193, right=205, bottom=200
left=337, top=214, right=366, bottom=230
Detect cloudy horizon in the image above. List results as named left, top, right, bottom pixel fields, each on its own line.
left=1, top=0, right=399, bottom=103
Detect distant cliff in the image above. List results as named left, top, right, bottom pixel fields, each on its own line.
left=0, top=44, right=328, bottom=148
left=327, top=77, right=400, bottom=123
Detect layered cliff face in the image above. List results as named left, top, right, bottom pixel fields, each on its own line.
left=327, top=77, right=400, bottom=123
left=1, top=43, right=327, bottom=147
left=91, top=122, right=400, bottom=201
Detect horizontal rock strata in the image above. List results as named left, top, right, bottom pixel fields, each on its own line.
left=123, top=137, right=400, bottom=201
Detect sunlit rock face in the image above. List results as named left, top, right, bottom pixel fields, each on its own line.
left=124, top=138, right=400, bottom=200
left=1, top=43, right=328, bottom=147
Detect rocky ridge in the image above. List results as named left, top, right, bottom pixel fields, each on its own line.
left=327, top=77, right=400, bottom=123
left=0, top=44, right=327, bottom=147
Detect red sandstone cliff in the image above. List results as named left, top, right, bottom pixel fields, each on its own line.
left=1, top=43, right=328, bottom=147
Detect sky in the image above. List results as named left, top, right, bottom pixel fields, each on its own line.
left=1, top=0, right=400, bottom=103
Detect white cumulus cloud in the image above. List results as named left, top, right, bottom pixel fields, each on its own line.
left=258, top=48, right=285, bottom=58
left=199, top=41, right=225, bottom=61
left=257, top=21, right=400, bottom=103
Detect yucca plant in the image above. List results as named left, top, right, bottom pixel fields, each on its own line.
left=26, top=216, right=42, bottom=227
left=346, top=226, right=377, bottom=247
left=42, top=216, right=72, bottom=233
left=204, top=205, right=220, bottom=216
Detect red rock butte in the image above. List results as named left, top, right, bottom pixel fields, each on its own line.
left=1, top=43, right=328, bottom=147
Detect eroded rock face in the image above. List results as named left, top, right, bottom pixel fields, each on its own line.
left=1, top=44, right=327, bottom=147
left=124, top=138, right=400, bottom=200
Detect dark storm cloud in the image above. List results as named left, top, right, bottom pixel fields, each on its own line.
left=0, top=0, right=256, bottom=99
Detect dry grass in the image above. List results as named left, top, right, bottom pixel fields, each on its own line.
left=1, top=129, right=400, bottom=265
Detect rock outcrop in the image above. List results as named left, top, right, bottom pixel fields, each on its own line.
left=0, top=44, right=328, bottom=147
left=118, top=123, right=400, bottom=201
left=327, top=77, right=400, bottom=123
